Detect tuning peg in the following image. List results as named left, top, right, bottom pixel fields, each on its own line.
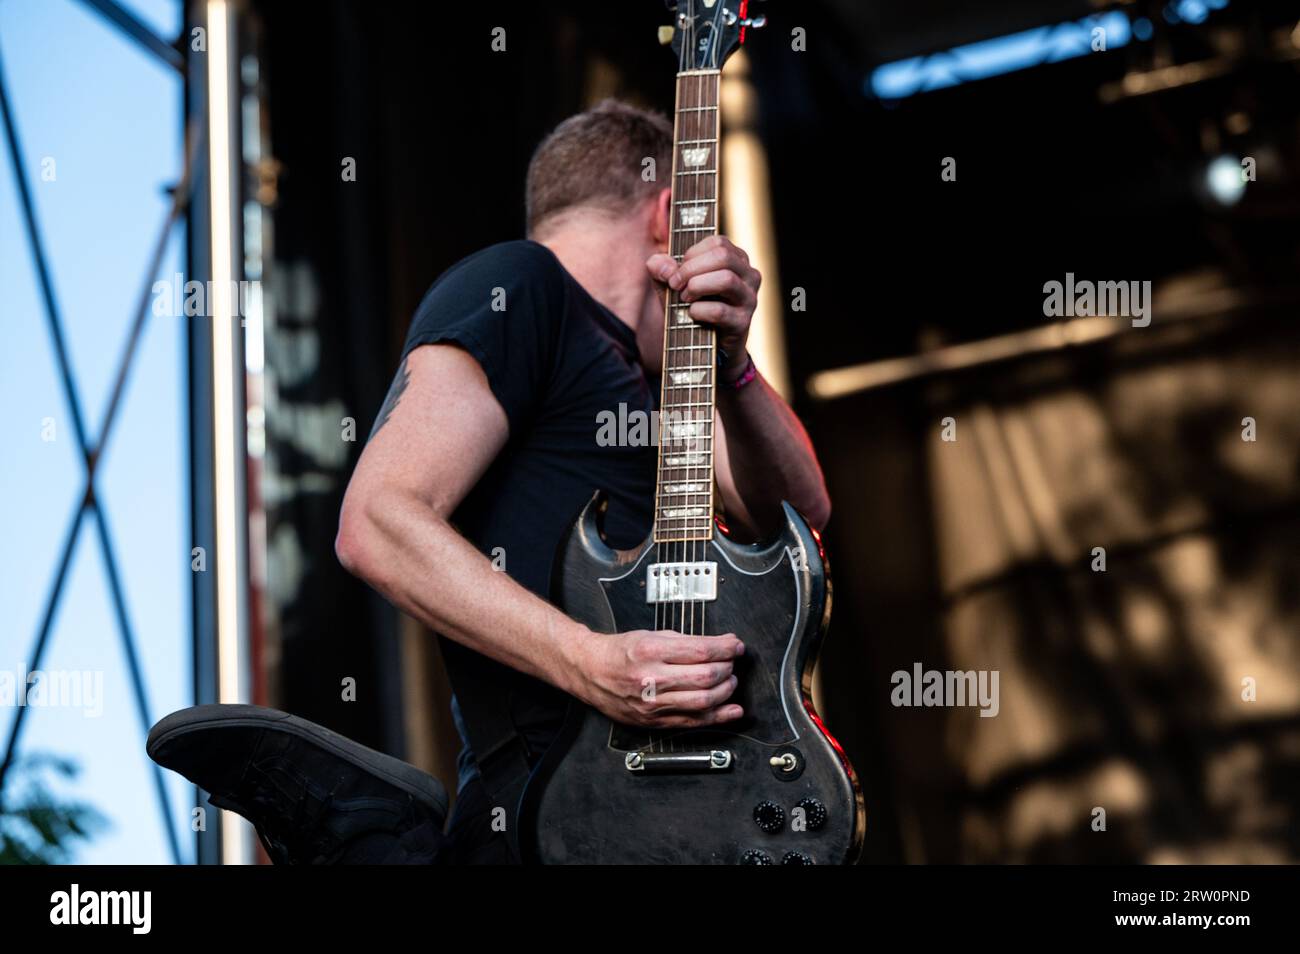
left=723, top=8, right=767, bottom=29
left=658, top=25, right=675, bottom=46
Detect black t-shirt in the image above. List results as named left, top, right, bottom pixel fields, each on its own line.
left=398, top=239, right=659, bottom=789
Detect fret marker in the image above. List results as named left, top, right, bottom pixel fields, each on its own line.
left=670, top=370, right=706, bottom=385
left=679, top=205, right=709, bottom=227
left=665, top=483, right=707, bottom=494
left=668, top=421, right=701, bottom=440
left=663, top=507, right=709, bottom=519
left=673, top=307, right=693, bottom=326
left=682, top=147, right=710, bottom=168
left=666, top=454, right=707, bottom=466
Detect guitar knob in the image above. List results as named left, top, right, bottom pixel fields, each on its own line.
left=753, top=800, right=785, bottom=833
left=782, top=850, right=815, bottom=865
left=741, top=849, right=774, bottom=865
left=796, top=797, right=827, bottom=830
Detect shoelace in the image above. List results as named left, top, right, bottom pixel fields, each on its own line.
left=232, top=770, right=345, bottom=864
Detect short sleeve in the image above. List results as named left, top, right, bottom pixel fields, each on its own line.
left=400, top=241, right=566, bottom=433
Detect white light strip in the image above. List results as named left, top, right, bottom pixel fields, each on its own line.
left=721, top=52, right=789, bottom=398
left=207, top=0, right=238, bottom=712
left=206, top=0, right=252, bottom=866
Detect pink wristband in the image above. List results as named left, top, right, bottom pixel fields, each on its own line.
left=724, top=354, right=758, bottom=390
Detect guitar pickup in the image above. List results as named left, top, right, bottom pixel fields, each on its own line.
left=646, top=562, right=718, bottom=603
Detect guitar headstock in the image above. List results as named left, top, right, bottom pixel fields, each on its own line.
left=663, top=0, right=766, bottom=72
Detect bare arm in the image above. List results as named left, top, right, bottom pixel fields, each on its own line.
left=336, top=343, right=744, bottom=727
left=713, top=376, right=831, bottom=539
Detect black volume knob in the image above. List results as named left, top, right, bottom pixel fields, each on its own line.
left=753, top=800, right=785, bottom=833
left=741, top=849, right=774, bottom=865
left=782, top=851, right=815, bottom=865
left=796, top=797, right=827, bottom=830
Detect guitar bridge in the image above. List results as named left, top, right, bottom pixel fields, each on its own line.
left=625, top=750, right=733, bottom=773
left=646, top=562, right=718, bottom=603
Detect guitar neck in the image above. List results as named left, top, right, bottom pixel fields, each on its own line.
left=653, top=68, right=722, bottom=544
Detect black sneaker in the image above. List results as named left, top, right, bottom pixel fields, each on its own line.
left=147, top=704, right=448, bottom=864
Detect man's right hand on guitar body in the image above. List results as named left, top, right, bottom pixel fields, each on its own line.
left=569, top=629, right=746, bottom=729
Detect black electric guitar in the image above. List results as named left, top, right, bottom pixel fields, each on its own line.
left=518, top=0, right=864, bottom=864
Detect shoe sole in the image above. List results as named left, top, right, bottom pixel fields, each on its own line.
left=147, top=704, right=448, bottom=818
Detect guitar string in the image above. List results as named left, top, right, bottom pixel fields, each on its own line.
left=677, top=21, right=696, bottom=754
left=680, top=46, right=696, bottom=754
left=679, top=18, right=694, bottom=755
left=687, top=68, right=711, bottom=752
left=688, top=68, right=700, bottom=753
left=650, top=13, right=723, bottom=758
left=686, top=69, right=699, bottom=750
left=689, top=68, right=710, bottom=752
left=665, top=20, right=686, bottom=753
left=704, top=11, right=729, bottom=752
left=653, top=20, right=689, bottom=757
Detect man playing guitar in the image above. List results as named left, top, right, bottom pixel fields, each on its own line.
left=150, top=96, right=836, bottom=865
left=334, top=98, right=831, bottom=863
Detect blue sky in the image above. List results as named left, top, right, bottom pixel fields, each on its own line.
left=0, top=0, right=193, bottom=863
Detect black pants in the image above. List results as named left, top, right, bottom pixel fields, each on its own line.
left=336, top=776, right=513, bottom=864
left=439, top=775, right=517, bottom=865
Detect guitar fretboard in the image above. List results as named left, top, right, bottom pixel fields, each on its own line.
left=653, top=69, right=721, bottom=544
